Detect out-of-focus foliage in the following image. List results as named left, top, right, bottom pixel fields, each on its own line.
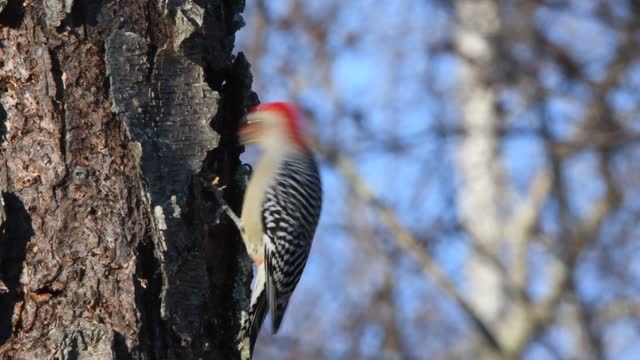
left=236, top=1, right=640, bottom=359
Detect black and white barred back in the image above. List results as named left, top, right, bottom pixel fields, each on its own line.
left=262, top=150, right=322, bottom=330
left=243, top=151, right=322, bottom=355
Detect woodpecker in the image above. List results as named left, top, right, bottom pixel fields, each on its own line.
left=237, top=102, right=323, bottom=353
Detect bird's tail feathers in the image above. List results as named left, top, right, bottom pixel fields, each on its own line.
left=248, top=264, right=268, bottom=354
left=237, top=264, right=268, bottom=359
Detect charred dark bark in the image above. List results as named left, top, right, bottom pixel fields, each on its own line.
left=0, top=0, right=255, bottom=358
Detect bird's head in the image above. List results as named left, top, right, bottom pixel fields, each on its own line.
left=239, top=102, right=308, bottom=150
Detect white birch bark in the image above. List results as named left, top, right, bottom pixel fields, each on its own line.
left=453, top=0, right=507, bottom=338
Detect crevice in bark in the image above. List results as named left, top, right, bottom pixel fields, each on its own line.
left=204, top=53, right=257, bottom=186
left=0, top=0, right=24, bottom=28
left=64, top=336, right=80, bottom=360
left=0, top=193, right=33, bottom=346
left=0, top=101, right=6, bottom=145
left=48, top=48, right=64, bottom=104
left=214, top=53, right=257, bottom=140
left=112, top=331, right=131, bottom=360
left=47, top=47, right=68, bottom=173
left=196, top=52, right=258, bottom=359
left=68, top=0, right=101, bottom=27
left=33, top=286, right=62, bottom=298
left=134, top=233, right=165, bottom=358
left=145, top=0, right=168, bottom=83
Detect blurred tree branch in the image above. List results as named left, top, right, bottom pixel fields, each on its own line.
left=319, top=146, right=502, bottom=354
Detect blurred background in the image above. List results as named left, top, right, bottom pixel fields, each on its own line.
left=236, top=1, right=640, bottom=359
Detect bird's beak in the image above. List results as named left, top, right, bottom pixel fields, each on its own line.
left=238, top=112, right=261, bottom=144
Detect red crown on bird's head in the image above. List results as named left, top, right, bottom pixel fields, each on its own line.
left=247, top=102, right=307, bottom=148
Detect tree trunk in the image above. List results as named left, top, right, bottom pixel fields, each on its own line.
left=0, top=0, right=255, bottom=358
left=453, top=0, right=508, bottom=357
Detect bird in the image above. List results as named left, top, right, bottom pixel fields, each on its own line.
left=237, top=102, right=323, bottom=355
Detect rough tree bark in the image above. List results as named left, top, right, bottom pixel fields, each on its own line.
left=0, top=0, right=256, bottom=358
